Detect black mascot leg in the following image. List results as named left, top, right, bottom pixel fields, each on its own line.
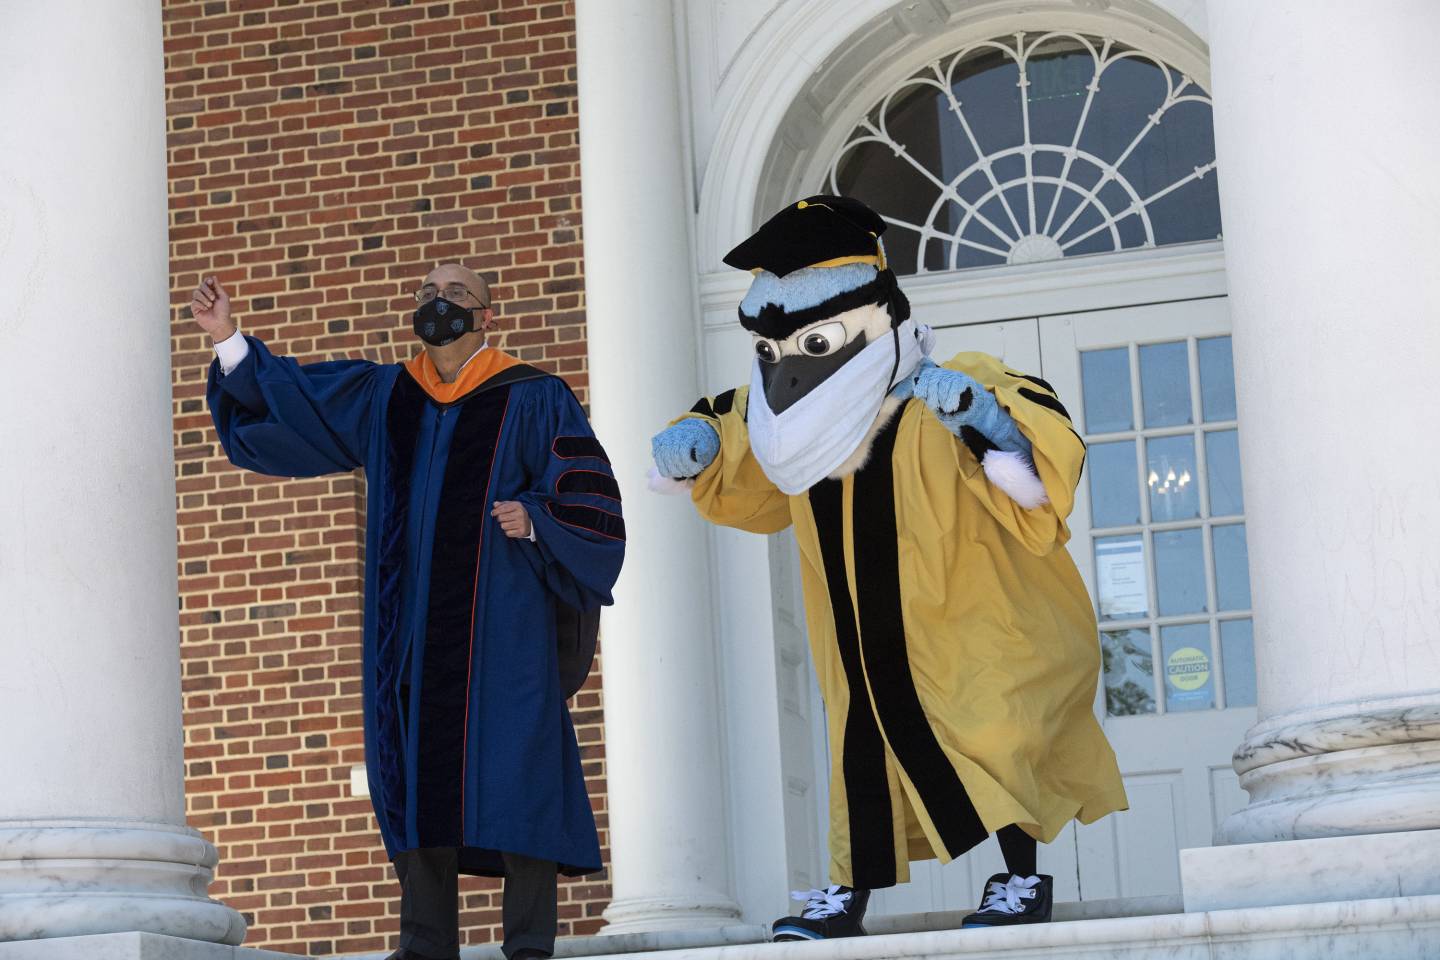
left=997, top=824, right=1037, bottom=878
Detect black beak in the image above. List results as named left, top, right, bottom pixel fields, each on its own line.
left=760, top=332, right=869, bottom=414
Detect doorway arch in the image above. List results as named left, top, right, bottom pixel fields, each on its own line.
left=695, top=0, right=1212, bottom=273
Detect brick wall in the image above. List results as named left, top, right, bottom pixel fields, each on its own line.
left=163, top=1, right=608, bottom=954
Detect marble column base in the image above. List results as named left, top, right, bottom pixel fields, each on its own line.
left=0, top=932, right=299, bottom=960
left=0, top=821, right=245, bottom=946
left=1221, top=699, right=1440, bottom=843
left=600, top=894, right=742, bottom=935
left=1181, top=828, right=1440, bottom=913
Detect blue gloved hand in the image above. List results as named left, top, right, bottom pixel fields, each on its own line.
left=908, top=358, right=1031, bottom=456
left=651, top=418, right=721, bottom=480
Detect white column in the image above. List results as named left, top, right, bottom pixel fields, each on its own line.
left=0, top=0, right=245, bottom=948
left=575, top=0, right=743, bottom=934
left=1177, top=3, right=1440, bottom=910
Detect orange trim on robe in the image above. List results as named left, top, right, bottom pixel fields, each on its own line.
left=404, top=347, right=526, bottom=404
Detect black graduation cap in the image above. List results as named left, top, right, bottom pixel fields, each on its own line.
left=724, top=195, right=909, bottom=339
left=723, top=195, right=888, bottom=277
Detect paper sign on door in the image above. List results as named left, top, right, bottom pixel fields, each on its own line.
left=1096, top=538, right=1148, bottom=620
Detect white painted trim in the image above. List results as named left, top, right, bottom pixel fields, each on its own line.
left=696, top=0, right=1213, bottom=272
left=702, top=241, right=1228, bottom=327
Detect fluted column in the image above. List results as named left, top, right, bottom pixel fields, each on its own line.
left=1203, top=0, right=1440, bottom=847
left=575, top=0, right=743, bottom=935
left=0, top=0, right=245, bottom=947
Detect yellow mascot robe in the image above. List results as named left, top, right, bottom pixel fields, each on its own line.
left=681, top=352, right=1127, bottom=888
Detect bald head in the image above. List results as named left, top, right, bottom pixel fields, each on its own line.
left=424, top=262, right=491, bottom=307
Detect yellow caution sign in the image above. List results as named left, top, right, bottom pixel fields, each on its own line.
left=1166, top=646, right=1211, bottom=692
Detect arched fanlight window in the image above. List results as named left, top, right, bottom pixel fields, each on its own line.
left=825, top=33, right=1221, bottom=275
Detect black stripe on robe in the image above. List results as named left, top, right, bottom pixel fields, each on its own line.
left=851, top=415, right=989, bottom=860
left=414, top=383, right=514, bottom=847
left=809, top=478, right=897, bottom=889
left=372, top=372, right=429, bottom=847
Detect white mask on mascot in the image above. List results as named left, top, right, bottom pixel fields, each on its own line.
left=746, top=316, right=931, bottom=494
left=739, top=263, right=933, bottom=495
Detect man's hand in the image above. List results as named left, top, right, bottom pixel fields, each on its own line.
left=491, top=500, right=533, bottom=539
left=191, top=276, right=236, bottom=343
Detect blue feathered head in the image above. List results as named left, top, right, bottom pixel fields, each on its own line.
left=724, top=195, right=910, bottom=339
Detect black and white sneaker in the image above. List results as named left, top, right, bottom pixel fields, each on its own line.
left=960, top=873, right=1053, bottom=928
left=771, top=885, right=870, bottom=941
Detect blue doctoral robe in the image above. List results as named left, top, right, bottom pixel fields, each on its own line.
left=208, top=337, right=624, bottom=876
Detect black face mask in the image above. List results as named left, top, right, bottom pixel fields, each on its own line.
left=413, top=297, right=476, bottom=346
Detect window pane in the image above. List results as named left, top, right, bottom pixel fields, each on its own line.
left=1213, top=523, right=1252, bottom=611
left=826, top=33, right=1221, bottom=275
left=1102, top=629, right=1156, bottom=716
left=1154, top=527, right=1207, bottom=615
left=1095, top=535, right=1148, bottom=621
left=1081, top=348, right=1133, bottom=434
left=1139, top=341, right=1192, bottom=428
left=1205, top=429, right=1244, bottom=517
left=1220, top=619, right=1256, bottom=708
left=1147, top=434, right=1199, bottom=522
left=1198, top=336, right=1237, bottom=422
left=1161, top=622, right=1215, bottom=712
left=1089, top=440, right=1140, bottom=527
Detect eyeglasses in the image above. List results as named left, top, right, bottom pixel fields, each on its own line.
left=415, top=282, right=488, bottom=307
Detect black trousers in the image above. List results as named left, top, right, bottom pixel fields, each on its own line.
left=394, top=847, right=558, bottom=959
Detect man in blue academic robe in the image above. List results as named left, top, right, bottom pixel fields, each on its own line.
left=193, top=264, right=625, bottom=960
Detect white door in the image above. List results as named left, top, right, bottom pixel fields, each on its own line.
left=800, top=298, right=1256, bottom=914
left=1040, top=297, right=1255, bottom=900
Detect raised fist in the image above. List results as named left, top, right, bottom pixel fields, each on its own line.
left=190, top=276, right=236, bottom=343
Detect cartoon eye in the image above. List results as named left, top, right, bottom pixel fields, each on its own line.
left=754, top=339, right=780, bottom=363
left=800, top=321, right=846, bottom=357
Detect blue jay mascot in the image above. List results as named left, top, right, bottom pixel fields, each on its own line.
left=651, top=197, right=1126, bottom=940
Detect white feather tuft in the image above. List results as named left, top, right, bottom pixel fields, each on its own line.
left=982, top=450, right=1049, bottom=508
left=647, top=466, right=695, bottom=496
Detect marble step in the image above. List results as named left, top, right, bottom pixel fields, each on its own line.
left=340, top=896, right=1180, bottom=960
left=0, top=931, right=303, bottom=960
left=336, top=892, right=1440, bottom=960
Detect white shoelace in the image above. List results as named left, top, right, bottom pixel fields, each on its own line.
left=790, top=885, right=852, bottom=920
left=979, top=875, right=1041, bottom=915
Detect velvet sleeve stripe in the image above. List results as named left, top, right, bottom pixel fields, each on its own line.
left=1010, top=371, right=1060, bottom=397
left=557, top=469, right=622, bottom=502
left=959, top=424, right=999, bottom=464
left=548, top=502, right=626, bottom=541
left=688, top=388, right=737, bottom=420
left=1016, top=386, right=1086, bottom=449
left=553, top=435, right=611, bottom=463
left=712, top=388, right=737, bottom=417
left=1018, top=386, right=1074, bottom=422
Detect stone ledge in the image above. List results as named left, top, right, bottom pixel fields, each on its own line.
left=0, top=932, right=306, bottom=960
left=330, top=892, right=1440, bottom=960
left=1181, top=828, right=1440, bottom=912
left=513, top=894, right=1437, bottom=960
left=337, top=896, right=1183, bottom=960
